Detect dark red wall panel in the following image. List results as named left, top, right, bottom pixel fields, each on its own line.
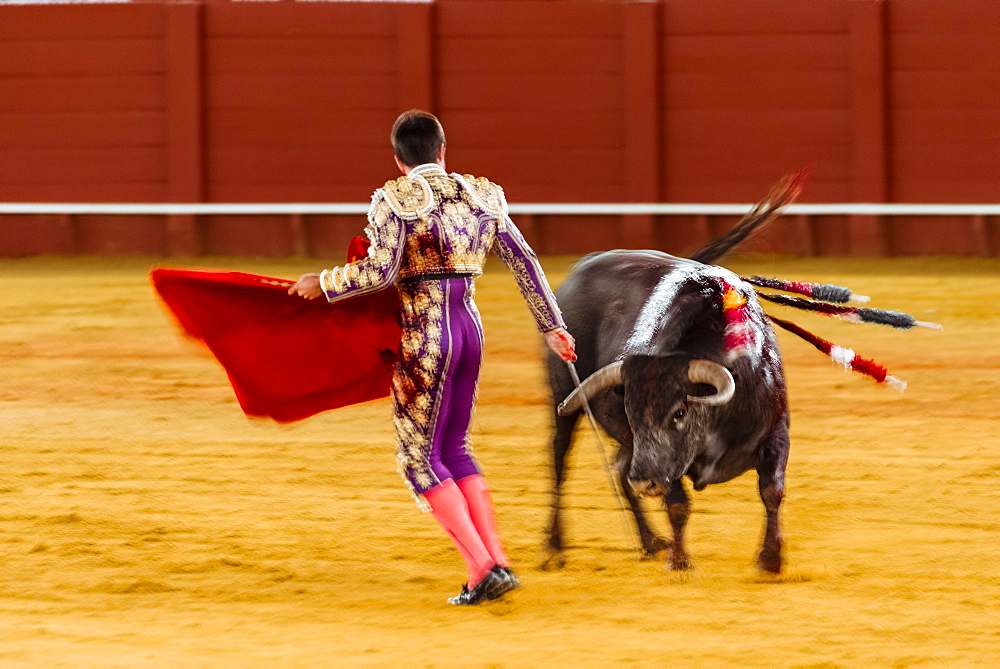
left=887, top=0, right=1000, bottom=204
left=200, top=216, right=298, bottom=256
left=0, top=5, right=168, bottom=204
left=0, top=5, right=165, bottom=40
left=0, top=215, right=74, bottom=255
left=202, top=4, right=399, bottom=203
left=75, top=215, right=167, bottom=255
left=436, top=2, right=626, bottom=204
left=662, top=2, right=853, bottom=204
left=0, top=75, right=165, bottom=114
left=302, top=215, right=368, bottom=261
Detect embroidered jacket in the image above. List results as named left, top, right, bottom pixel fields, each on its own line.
left=319, top=164, right=565, bottom=333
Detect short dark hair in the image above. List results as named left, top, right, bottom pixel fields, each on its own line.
left=391, top=109, right=446, bottom=167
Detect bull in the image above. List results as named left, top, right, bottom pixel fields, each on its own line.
left=543, top=181, right=802, bottom=574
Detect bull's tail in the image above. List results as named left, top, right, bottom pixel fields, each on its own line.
left=688, top=168, right=810, bottom=265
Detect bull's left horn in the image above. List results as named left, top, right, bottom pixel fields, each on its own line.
left=557, top=360, right=624, bottom=416
left=687, top=360, right=736, bottom=405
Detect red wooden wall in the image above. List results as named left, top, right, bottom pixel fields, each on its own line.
left=1, top=0, right=997, bottom=257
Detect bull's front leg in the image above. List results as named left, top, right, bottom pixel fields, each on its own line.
left=755, top=417, right=790, bottom=573
left=616, top=439, right=671, bottom=559
left=664, top=479, right=692, bottom=570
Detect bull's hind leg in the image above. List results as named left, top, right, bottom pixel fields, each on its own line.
left=755, top=417, right=790, bottom=573
left=541, top=410, right=580, bottom=570
left=616, top=442, right=671, bottom=559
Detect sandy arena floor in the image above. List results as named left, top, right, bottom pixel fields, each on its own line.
left=1, top=254, right=998, bottom=667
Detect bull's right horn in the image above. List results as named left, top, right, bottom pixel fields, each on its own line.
left=557, top=360, right=623, bottom=416
left=687, top=360, right=736, bottom=405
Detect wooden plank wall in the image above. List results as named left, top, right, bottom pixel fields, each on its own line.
left=0, top=0, right=997, bottom=257
left=658, top=0, right=854, bottom=254
left=0, top=6, right=170, bottom=254
left=436, top=1, right=630, bottom=253
left=199, top=3, right=402, bottom=255
left=886, top=0, right=1000, bottom=255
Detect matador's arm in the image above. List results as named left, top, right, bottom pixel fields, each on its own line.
left=491, top=203, right=566, bottom=333
left=318, top=191, right=405, bottom=303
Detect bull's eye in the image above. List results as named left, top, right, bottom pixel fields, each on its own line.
left=673, top=409, right=686, bottom=421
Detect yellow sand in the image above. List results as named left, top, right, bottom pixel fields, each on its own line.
left=1, top=255, right=998, bottom=667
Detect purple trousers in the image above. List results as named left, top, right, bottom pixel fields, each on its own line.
left=392, top=277, right=483, bottom=498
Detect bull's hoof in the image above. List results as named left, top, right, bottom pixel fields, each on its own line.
left=757, top=549, right=783, bottom=574
left=640, top=536, right=671, bottom=560
left=668, top=551, right=692, bottom=571
left=538, top=548, right=566, bottom=571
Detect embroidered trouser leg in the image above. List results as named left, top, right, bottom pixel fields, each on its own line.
left=394, top=277, right=483, bottom=498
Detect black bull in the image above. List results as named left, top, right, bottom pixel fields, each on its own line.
left=544, top=250, right=788, bottom=573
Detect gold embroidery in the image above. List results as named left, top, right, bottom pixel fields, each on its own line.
left=459, top=174, right=506, bottom=216
left=394, top=175, right=507, bottom=280
left=322, top=192, right=404, bottom=302
left=493, top=230, right=563, bottom=332
left=381, top=176, right=433, bottom=219
left=393, top=278, right=448, bottom=491
left=425, top=173, right=457, bottom=198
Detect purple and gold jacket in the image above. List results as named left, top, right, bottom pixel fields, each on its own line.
left=319, top=163, right=565, bottom=333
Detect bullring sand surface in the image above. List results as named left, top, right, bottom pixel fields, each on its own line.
left=2, top=255, right=998, bottom=667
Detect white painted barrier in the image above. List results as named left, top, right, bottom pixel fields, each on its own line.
left=1, top=203, right=998, bottom=216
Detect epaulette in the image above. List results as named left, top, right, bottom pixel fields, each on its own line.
left=379, top=176, right=434, bottom=219
left=457, top=174, right=507, bottom=216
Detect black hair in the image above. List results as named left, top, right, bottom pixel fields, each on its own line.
left=391, top=109, right=446, bottom=167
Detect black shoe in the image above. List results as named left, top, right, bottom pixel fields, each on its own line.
left=479, top=565, right=519, bottom=601
left=448, top=566, right=516, bottom=605
left=447, top=584, right=472, bottom=606
left=499, top=566, right=521, bottom=590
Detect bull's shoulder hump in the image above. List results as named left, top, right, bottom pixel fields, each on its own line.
left=592, top=249, right=677, bottom=263
left=573, top=249, right=682, bottom=272
left=571, top=251, right=709, bottom=286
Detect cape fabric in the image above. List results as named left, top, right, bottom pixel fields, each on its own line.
left=151, top=249, right=401, bottom=423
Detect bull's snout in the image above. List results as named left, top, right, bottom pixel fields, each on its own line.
left=628, top=444, right=671, bottom=497
left=628, top=478, right=668, bottom=498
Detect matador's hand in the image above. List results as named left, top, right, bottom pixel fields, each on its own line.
left=545, top=328, right=577, bottom=363
left=289, top=273, right=324, bottom=300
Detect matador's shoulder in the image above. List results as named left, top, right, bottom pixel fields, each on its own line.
left=377, top=176, right=433, bottom=219
left=456, top=174, right=508, bottom=216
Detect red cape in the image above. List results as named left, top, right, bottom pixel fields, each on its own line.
left=151, top=243, right=401, bottom=423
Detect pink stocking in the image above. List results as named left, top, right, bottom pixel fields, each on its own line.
left=424, top=478, right=494, bottom=586
left=457, top=475, right=511, bottom=568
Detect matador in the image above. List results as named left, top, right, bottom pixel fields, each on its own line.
left=289, top=110, right=576, bottom=606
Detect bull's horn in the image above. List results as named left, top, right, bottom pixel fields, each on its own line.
left=557, top=360, right=624, bottom=416
left=687, top=360, right=736, bottom=405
